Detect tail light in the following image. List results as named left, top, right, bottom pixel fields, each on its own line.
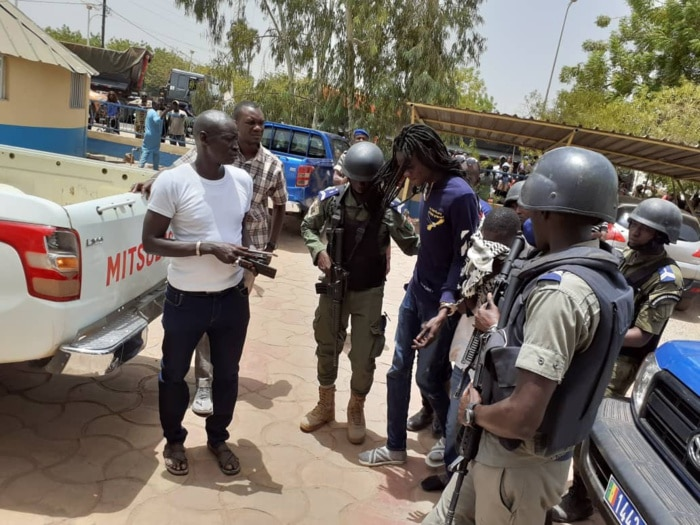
left=0, top=220, right=81, bottom=301
left=296, top=165, right=314, bottom=187
left=693, top=248, right=700, bottom=258
left=606, top=224, right=626, bottom=243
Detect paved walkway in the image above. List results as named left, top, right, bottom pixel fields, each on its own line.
left=2, top=219, right=697, bottom=524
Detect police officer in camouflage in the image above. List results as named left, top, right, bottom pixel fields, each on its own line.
left=423, top=146, right=634, bottom=525
left=299, top=141, right=420, bottom=445
left=551, top=197, right=684, bottom=523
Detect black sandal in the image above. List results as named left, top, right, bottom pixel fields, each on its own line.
left=163, top=442, right=189, bottom=476
left=207, top=442, right=240, bottom=475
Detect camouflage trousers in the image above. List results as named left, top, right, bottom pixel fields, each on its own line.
left=313, top=285, right=387, bottom=396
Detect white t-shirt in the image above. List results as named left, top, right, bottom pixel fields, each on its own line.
left=148, top=163, right=253, bottom=292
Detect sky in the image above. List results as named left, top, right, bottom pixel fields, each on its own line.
left=15, top=0, right=632, bottom=115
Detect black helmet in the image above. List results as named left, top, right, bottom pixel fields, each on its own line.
left=504, top=180, right=525, bottom=207
left=629, top=198, right=682, bottom=244
left=343, top=142, right=384, bottom=182
left=519, top=146, right=618, bottom=223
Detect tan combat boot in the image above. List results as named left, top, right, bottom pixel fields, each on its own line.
left=300, top=385, right=335, bottom=432
left=347, top=392, right=366, bottom=444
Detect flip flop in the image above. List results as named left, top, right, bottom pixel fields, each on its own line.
left=207, top=442, right=241, bottom=475
left=163, top=442, right=189, bottom=476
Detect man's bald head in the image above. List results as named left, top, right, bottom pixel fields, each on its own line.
left=193, top=109, right=239, bottom=166
left=193, top=109, right=235, bottom=137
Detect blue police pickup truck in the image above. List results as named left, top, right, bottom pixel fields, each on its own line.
left=580, top=340, right=700, bottom=525
left=262, top=122, right=349, bottom=215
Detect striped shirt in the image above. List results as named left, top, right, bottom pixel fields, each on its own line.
left=174, top=145, right=288, bottom=249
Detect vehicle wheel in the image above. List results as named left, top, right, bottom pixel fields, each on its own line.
left=675, top=295, right=696, bottom=312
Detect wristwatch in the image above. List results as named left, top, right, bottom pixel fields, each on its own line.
left=464, top=402, right=479, bottom=427
left=439, top=301, right=459, bottom=316
left=264, top=241, right=277, bottom=252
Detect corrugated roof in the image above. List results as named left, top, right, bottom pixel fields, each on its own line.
left=0, top=1, right=97, bottom=75
left=410, top=102, right=700, bottom=183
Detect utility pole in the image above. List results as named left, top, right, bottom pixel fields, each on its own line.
left=101, top=0, right=107, bottom=48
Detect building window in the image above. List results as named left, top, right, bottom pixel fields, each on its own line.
left=70, top=73, right=86, bottom=108
left=0, top=55, right=6, bottom=100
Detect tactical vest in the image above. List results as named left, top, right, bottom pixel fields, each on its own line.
left=483, top=246, right=634, bottom=457
left=618, top=256, right=678, bottom=363
left=330, top=187, right=386, bottom=292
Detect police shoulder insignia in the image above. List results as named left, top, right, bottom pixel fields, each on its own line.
left=318, top=186, right=340, bottom=201
left=389, top=198, right=406, bottom=215
left=658, top=265, right=677, bottom=283
left=538, top=271, right=563, bottom=283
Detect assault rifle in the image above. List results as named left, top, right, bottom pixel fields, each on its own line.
left=238, top=248, right=278, bottom=279
left=445, top=234, right=526, bottom=525
left=315, top=228, right=349, bottom=361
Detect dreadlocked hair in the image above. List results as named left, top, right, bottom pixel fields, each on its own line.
left=373, top=124, right=463, bottom=208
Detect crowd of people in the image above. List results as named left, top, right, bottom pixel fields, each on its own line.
left=133, top=107, right=684, bottom=524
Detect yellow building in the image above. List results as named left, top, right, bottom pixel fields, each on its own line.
left=0, top=2, right=96, bottom=156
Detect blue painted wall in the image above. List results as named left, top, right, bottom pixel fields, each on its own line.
left=86, top=137, right=180, bottom=167
left=0, top=124, right=87, bottom=157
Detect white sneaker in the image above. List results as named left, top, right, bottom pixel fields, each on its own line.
left=425, top=437, right=445, bottom=468
left=191, top=384, right=213, bottom=417
left=358, top=445, right=407, bottom=467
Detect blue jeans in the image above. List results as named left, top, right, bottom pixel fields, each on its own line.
left=169, top=135, right=185, bottom=147
left=444, top=364, right=471, bottom=474
left=386, top=282, right=457, bottom=451
left=159, top=283, right=250, bottom=445
left=139, top=147, right=160, bottom=170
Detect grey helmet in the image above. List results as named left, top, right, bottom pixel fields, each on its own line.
left=629, top=198, right=682, bottom=243
left=342, top=141, right=384, bottom=182
left=519, top=146, right=618, bottom=223
left=504, top=180, right=525, bottom=207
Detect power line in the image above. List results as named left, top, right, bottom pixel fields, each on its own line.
left=108, top=7, right=211, bottom=60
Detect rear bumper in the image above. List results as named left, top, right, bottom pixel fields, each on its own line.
left=580, top=397, right=700, bottom=524
left=44, top=280, right=166, bottom=376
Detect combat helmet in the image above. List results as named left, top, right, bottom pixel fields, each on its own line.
left=519, top=146, right=618, bottom=223
left=504, top=180, right=525, bottom=207
left=342, top=141, right=385, bottom=182
left=629, top=198, right=682, bottom=244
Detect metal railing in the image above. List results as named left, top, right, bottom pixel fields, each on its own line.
left=88, top=102, right=195, bottom=146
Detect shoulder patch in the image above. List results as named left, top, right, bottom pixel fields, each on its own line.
left=538, top=271, right=563, bottom=284
left=318, top=186, right=340, bottom=201
left=658, top=265, right=677, bottom=283
left=389, top=198, right=406, bottom=215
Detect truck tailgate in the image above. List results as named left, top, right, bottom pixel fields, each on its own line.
left=65, top=193, right=166, bottom=324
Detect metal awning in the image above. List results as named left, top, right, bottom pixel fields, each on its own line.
left=0, top=1, right=97, bottom=75
left=409, top=102, right=700, bottom=183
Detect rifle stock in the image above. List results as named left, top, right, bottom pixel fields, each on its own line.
left=445, top=234, right=526, bottom=525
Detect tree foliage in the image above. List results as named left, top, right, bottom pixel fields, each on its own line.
left=538, top=0, right=700, bottom=196
left=174, top=0, right=487, bottom=139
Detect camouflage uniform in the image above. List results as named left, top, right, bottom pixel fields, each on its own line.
left=607, top=248, right=683, bottom=397
left=301, top=185, right=419, bottom=395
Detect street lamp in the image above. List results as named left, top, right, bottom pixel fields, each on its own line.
left=85, top=4, right=101, bottom=47
left=543, top=0, right=579, bottom=111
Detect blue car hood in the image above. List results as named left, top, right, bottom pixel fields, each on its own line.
left=656, top=340, right=700, bottom=396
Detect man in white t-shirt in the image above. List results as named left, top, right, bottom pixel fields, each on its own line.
left=142, top=110, right=254, bottom=477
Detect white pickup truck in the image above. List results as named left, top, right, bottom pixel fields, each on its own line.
left=0, top=144, right=167, bottom=375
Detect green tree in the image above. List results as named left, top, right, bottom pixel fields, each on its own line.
left=559, top=0, right=700, bottom=99
left=45, top=25, right=100, bottom=47
left=174, top=0, right=487, bottom=139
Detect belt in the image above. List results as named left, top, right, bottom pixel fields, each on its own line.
left=168, top=281, right=245, bottom=297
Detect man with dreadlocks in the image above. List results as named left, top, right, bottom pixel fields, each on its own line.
left=359, top=124, right=481, bottom=467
